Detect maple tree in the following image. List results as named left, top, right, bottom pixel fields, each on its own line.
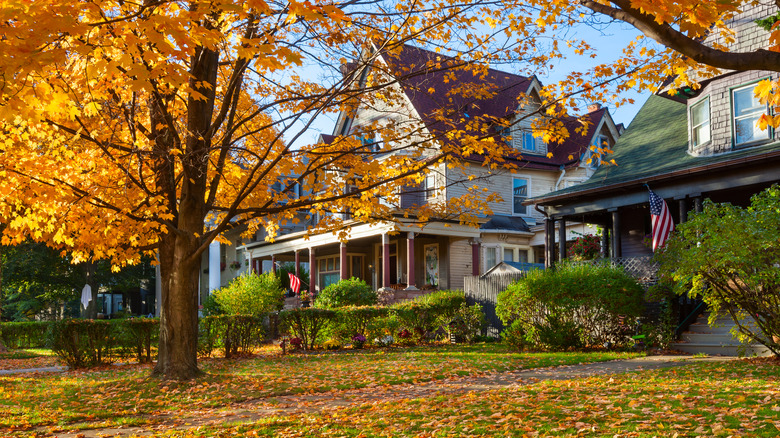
left=1, top=0, right=578, bottom=380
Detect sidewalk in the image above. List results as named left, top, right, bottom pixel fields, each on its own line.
left=47, top=355, right=735, bottom=437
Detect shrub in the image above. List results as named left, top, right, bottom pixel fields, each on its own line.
left=445, top=303, right=486, bottom=343
left=213, top=272, right=285, bottom=316
left=117, top=318, right=159, bottom=363
left=501, top=320, right=530, bottom=351
left=47, top=319, right=115, bottom=368
left=497, top=262, right=644, bottom=350
left=314, top=278, right=377, bottom=308
left=329, top=306, right=389, bottom=343
left=391, top=289, right=467, bottom=342
left=279, top=308, right=336, bottom=350
left=197, top=315, right=264, bottom=358
left=567, top=233, right=602, bottom=261
left=0, top=321, right=53, bottom=349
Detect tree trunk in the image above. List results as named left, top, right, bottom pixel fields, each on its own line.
left=152, top=226, right=203, bottom=380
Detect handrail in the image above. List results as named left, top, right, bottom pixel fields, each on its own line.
left=675, top=300, right=706, bottom=338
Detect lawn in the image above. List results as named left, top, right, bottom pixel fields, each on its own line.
left=173, top=358, right=780, bottom=437
left=0, top=344, right=637, bottom=435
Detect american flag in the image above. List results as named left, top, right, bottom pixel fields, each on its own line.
left=649, top=189, right=674, bottom=251
left=288, top=272, right=301, bottom=294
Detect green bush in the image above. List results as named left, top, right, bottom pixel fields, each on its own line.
left=197, top=315, right=265, bottom=358
left=47, top=319, right=115, bottom=368
left=444, top=303, right=486, bottom=343
left=280, top=308, right=336, bottom=350
left=391, top=290, right=467, bottom=342
left=0, top=321, right=53, bottom=349
left=213, top=272, right=285, bottom=316
left=501, top=320, right=530, bottom=351
left=117, top=318, right=159, bottom=363
left=497, top=262, right=644, bottom=350
left=314, top=278, right=377, bottom=308
left=329, top=306, right=389, bottom=343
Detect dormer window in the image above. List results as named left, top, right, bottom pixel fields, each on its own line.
left=586, top=135, right=608, bottom=170
left=733, top=83, right=770, bottom=147
left=690, top=97, right=711, bottom=148
left=425, top=173, right=436, bottom=199
left=521, top=131, right=536, bottom=152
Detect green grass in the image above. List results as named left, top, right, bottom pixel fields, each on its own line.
left=0, top=343, right=637, bottom=434
left=179, top=358, right=780, bottom=437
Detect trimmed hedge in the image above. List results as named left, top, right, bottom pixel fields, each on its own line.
left=314, top=278, right=378, bottom=308
left=0, top=321, right=53, bottom=349
left=197, top=315, right=264, bottom=358
left=279, top=308, right=336, bottom=350
left=497, top=262, right=644, bottom=350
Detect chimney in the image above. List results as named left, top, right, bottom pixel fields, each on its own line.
left=588, top=102, right=602, bottom=113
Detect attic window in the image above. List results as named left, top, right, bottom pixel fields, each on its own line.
left=521, top=131, right=536, bottom=152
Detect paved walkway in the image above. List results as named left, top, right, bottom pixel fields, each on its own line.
left=0, top=365, right=67, bottom=375
left=43, top=355, right=735, bottom=438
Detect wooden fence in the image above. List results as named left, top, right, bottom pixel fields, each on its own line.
left=464, top=272, right=527, bottom=337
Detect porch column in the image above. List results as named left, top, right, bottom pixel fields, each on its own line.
left=544, top=218, right=555, bottom=268
left=600, top=227, right=610, bottom=258
left=406, top=232, right=418, bottom=289
left=340, top=242, right=348, bottom=280
left=557, top=218, right=567, bottom=262
left=294, top=250, right=300, bottom=278
left=470, top=238, right=481, bottom=276
left=677, top=197, right=688, bottom=223
left=208, top=240, right=220, bottom=293
left=694, top=196, right=703, bottom=214
left=309, top=247, right=317, bottom=294
left=271, top=254, right=277, bottom=275
left=610, top=209, right=622, bottom=258
left=382, top=233, right=391, bottom=289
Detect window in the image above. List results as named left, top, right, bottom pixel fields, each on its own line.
left=425, top=173, right=436, bottom=199
left=586, top=135, right=608, bottom=170
left=503, top=248, right=513, bottom=262
left=513, top=178, right=528, bottom=215
left=690, top=97, right=711, bottom=148
left=521, top=131, right=536, bottom=152
left=733, top=83, right=770, bottom=146
left=318, top=256, right=340, bottom=289
left=484, top=247, right=499, bottom=270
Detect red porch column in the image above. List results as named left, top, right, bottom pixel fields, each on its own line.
left=340, top=242, right=348, bottom=280
left=382, top=233, right=391, bottom=289
left=470, top=238, right=481, bottom=276
left=309, top=247, right=317, bottom=294
left=406, top=232, right=417, bottom=289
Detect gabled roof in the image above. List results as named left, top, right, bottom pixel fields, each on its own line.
left=531, top=94, right=780, bottom=205
left=350, top=44, right=619, bottom=169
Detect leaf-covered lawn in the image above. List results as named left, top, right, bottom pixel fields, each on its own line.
left=184, top=358, right=780, bottom=437
left=0, top=349, right=61, bottom=371
left=0, top=344, right=635, bottom=434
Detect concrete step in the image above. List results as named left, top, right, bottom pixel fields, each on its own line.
left=673, top=342, right=772, bottom=357
left=680, top=332, right=742, bottom=344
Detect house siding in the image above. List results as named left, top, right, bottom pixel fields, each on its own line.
left=448, top=238, right=473, bottom=290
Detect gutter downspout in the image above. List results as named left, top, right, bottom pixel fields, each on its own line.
left=554, top=164, right=566, bottom=190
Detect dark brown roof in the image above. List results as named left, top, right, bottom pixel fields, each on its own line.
left=380, top=44, right=612, bottom=169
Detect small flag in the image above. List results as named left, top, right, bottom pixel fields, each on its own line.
left=288, top=273, right=301, bottom=294
left=649, top=189, right=674, bottom=251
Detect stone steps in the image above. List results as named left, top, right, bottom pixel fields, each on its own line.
left=672, top=312, right=772, bottom=357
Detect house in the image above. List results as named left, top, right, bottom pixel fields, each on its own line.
left=234, top=44, right=622, bottom=299
left=531, top=3, right=780, bottom=268
left=529, top=4, right=780, bottom=355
